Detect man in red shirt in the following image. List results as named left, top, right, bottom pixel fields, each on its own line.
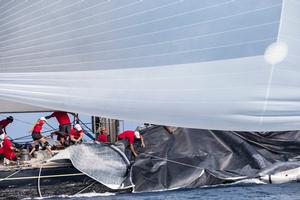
left=0, top=116, right=14, bottom=135
left=118, top=130, right=145, bottom=157
left=97, top=127, right=109, bottom=143
left=45, top=111, right=74, bottom=146
left=69, top=124, right=84, bottom=145
left=29, top=117, right=53, bottom=156
left=0, top=133, right=17, bottom=162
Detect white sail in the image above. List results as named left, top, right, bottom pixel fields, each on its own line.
left=0, top=0, right=299, bottom=131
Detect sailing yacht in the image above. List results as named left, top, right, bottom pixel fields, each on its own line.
left=0, top=0, right=300, bottom=198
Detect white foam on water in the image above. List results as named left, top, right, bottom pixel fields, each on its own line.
left=24, top=192, right=116, bottom=200
left=70, top=192, right=116, bottom=198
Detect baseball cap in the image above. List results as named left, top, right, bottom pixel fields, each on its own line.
left=74, top=124, right=82, bottom=131
left=134, top=131, right=141, bottom=139
left=39, top=117, right=47, bottom=121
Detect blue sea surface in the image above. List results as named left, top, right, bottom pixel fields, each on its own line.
left=42, top=182, right=300, bottom=200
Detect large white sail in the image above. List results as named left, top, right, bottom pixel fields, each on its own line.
left=0, top=0, right=299, bottom=131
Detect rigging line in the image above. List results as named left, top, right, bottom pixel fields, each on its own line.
left=2, top=37, right=275, bottom=70
left=0, top=1, right=277, bottom=50
left=12, top=129, right=59, bottom=141
left=0, top=169, right=21, bottom=182
left=0, top=0, right=83, bottom=32
left=0, top=0, right=26, bottom=19
left=0, top=0, right=141, bottom=44
left=0, top=114, right=33, bottom=126
left=0, top=4, right=280, bottom=55
left=74, top=181, right=97, bottom=195
left=45, top=121, right=56, bottom=131
left=78, top=118, right=93, bottom=133
left=0, top=21, right=278, bottom=62
left=140, top=152, right=204, bottom=170
left=37, top=163, right=43, bottom=198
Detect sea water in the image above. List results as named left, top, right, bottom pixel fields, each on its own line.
left=33, top=182, right=300, bottom=200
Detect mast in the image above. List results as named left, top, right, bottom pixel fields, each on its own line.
left=92, top=116, right=120, bottom=142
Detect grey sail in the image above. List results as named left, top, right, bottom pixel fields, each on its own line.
left=50, top=143, right=133, bottom=190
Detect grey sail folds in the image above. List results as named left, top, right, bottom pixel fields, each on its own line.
left=51, top=143, right=133, bottom=190
left=132, top=126, right=300, bottom=192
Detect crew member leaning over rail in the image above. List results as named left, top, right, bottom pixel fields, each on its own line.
left=45, top=111, right=75, bottom=146
left=118, top=130, right=145, bottom=157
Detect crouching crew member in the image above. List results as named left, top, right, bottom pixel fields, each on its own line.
left=0, top=133, right=17, bottom=162
left=118, top=130, right=145, bottom=157
left=45, top=111, right=73, bottom=146
left=97, top=127, right=109, bottom=143
left=29, top=117, right=53, bottom=156
left=69, top=124, right=84, bottom=145
left=0, top=116, right=14, bottom=135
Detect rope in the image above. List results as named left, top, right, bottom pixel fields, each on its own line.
left=74, top=181, right=96, bottom=195
left=0, top=169, right=21, bottom=182
left=140, top=152, right=204, bottom=170
left=37, top=163, right=43, bottom=198
left=77, top=118, right=94, bottom=133
left=45, top=121, right=56, bottom=131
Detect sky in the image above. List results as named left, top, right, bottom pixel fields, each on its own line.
left=0, top=112, right=141, bottom=142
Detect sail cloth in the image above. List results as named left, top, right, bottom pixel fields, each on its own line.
left=50, top=143, right=133, bottom=190
left=0, top=0, right=300, bottom=131
left=132, top=126, right=300, bottom=192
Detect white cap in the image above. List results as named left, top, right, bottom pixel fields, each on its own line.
left=134, top=131, right=141, bottom=139
left=0, top=133, right=5, bottom=141
left=74, top=124, right=82, bottom=131
left=39, top=117, right=47, bottom=121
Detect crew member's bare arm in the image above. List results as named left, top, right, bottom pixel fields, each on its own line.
left=130, top=144, right=138, bottom=157
left=141, top=135, right=145, bottom=148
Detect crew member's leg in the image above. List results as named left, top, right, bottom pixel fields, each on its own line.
left=29, top=140, right=39, bottom=156
left=40, top=137, right=53, bottom=156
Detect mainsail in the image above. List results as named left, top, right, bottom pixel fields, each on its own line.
left=0, top=0, right=299, bottom=131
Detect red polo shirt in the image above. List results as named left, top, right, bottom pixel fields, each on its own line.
left=97, top=133, right=108, bottom=143
left=70, top=128, right=83, bottom=140
left=118, top=130, right=135, bottom=144
left=33, top=121, right=45, bottom=133
left=0, top=119, right=10, bottom=129
left=0, top=137, right=16, bottom=160
left=50, top=112, right=71, bottom=125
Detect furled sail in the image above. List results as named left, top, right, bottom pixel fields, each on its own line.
left=0, top=0, right=299, bottom=131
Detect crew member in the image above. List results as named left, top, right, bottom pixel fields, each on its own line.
left=0, top=133, right=17, bottom=162
left=97, top=127, right=109, bottom=143
left=0, top=116, right=14, bottom=134
left=69, top=124, right=84, bottom=145
left=45, top=111, right=73, bottom=146
left=29, top=117, right=53, bottom=156
left=118, top=130, right=145, bottom=157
